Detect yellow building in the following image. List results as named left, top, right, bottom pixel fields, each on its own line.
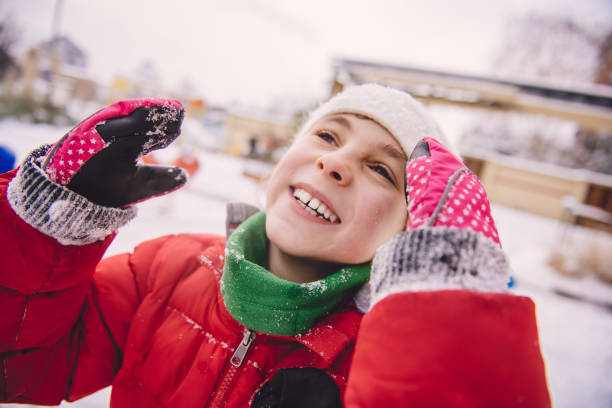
left=222, top=109, right=296, bottom=162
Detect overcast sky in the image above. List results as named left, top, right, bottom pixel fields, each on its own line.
left=2, top=0, right=611, bottom=109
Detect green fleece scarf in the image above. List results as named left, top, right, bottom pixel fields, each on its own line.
left=221, top=212, right=370, bottom=336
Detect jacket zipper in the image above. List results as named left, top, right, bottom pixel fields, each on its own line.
left=209, top=328, right=256, bottom=408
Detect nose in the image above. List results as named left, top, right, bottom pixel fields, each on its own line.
left=316, top=153, right=353, bottom=185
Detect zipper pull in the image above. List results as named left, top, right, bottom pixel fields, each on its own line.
left=230, top=328, right=256, bottom=367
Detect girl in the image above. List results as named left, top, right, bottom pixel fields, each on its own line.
left=0, top=84, right=550, bottom=407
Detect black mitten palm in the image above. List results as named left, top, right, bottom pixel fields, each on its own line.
left=252, top=368, right=341, bottom=408
left=42, top=99, right=186, bottom=207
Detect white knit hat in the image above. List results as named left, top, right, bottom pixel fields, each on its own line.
left=295, top=83, right=450, bottom=156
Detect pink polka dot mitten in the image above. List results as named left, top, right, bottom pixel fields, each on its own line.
left=42, top=99, right=187, bottom=207
left=405, top=137, right=500, bottom=245
left=359, top=137, right=510, bottom=313
left=7, top=99, right=187, bottom=245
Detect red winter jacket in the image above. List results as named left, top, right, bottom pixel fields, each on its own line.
left=0, top=167, right=551, bottom=407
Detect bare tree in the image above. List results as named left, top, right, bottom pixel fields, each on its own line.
left=492, top=13, right=607, bottom=85
left=0, top=18, right=17, bottom=79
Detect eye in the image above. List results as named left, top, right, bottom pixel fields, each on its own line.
left=370, top=164, right=395, bottom=185
left=315, top=130, right=337, bottom=146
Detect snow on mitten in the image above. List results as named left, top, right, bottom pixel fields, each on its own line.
left=42, top=98, right=186, bottom=207
left=361, top=137, right=510, bottom=312
left=7, top=99, right=186, bottom=246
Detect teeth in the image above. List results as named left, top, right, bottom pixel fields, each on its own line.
left=308, top=198, right=320, bottom=210
left=318, top=203, right=329, bottom=217
left=292, top=188, right=339, bottom=223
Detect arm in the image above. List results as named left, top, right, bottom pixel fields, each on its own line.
left=345, top=138, right=551, bottom=408
left=348, top=291, right=549, bottom=407
left=0, top=201, right=169, bottom=404
left=0, top=99, right=186, bottom=404
left=0, top=160, right=127, bottom=404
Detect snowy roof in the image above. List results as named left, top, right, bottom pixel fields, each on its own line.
left=465, top=147, right=612, bottom=188
left=334, top=58, right=612, bottom=109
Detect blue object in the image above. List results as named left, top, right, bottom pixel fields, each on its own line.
left=0, top=145, right=16, bottom=173
left=507, top=275, right=515, bottom=289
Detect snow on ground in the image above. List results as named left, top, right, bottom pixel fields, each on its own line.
left=2, top=120, right=612, bottom=407
left=492, top=206, right=612, bottom=407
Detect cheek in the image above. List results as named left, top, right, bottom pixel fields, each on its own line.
left=265, top=160, right=292, bottom=210
left=346, top=194, right=407, bottom=258
left=365, top=192, right=407, bottom=231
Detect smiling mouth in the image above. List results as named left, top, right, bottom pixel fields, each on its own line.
left=292, top=187, right=340, bottom=224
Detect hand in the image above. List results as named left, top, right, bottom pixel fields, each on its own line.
left=252, top=368, right=341, bottom=408
left=356, top=138, right=508, bottom=313
left=42, top=99, right=187, bottom=207
left=405, top=137, right=500, bottom=245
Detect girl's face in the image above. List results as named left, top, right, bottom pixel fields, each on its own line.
left=265, top=113, right=408, bottom=265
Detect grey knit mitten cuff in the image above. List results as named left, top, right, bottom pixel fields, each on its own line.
left=355, top=227, right=510, bottom=313
left=7, top=145, right=137, bottom=246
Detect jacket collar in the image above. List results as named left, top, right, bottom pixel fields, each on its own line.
left=220, top=211, right=370, bottom=337
left=292, top=301, right=362, bottom=366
